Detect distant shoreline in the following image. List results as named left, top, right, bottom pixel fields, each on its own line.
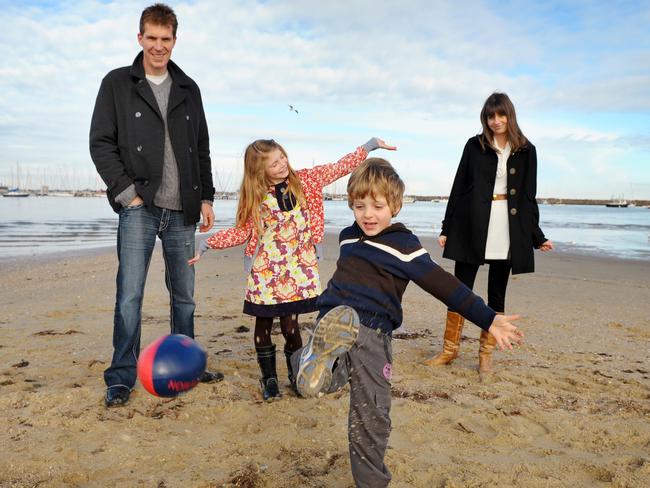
left=2, top=190, right=649, bottom=207
left=410, top=196, right=650, bottom=206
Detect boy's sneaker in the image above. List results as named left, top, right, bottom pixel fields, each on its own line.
left=296, top=305, right=359, bottom=398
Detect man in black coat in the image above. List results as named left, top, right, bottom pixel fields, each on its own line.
left=90, top=4, right=222, bottom=407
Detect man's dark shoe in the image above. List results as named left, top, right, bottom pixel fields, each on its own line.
left=199, top=370, right=224, bottom=383
left=105, top=386, right=131, bottom=407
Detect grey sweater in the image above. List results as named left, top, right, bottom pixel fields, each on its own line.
left=115, top=73, right=182, bottom=210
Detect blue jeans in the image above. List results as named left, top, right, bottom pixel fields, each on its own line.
left=104, top=205, right=197, bottom=389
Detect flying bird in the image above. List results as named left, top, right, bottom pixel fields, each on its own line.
left=288, top=104, right=299, bottom=114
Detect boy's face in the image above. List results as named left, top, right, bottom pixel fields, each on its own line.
left=352, top=194, right=394, bottom=236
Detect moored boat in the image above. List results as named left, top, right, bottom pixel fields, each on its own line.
left=605, top=198, right=628, bottom=208
left=3, top=188, right=30, bottom=197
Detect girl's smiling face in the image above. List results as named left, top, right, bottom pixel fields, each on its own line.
left=264, top=148, right=289, bottom=184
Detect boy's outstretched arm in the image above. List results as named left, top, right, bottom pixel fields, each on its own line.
left=488, top=314, right=524, bottom=350
left=398, top=235, right=524, bottom=345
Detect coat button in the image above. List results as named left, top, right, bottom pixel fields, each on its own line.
left=193, top=185, right=199, bottom=191
left=509, top=167, right=516, bottom=175
left=186, top=115, right=190, bottom=120
left=144, top=180, right=149, bottom=186
left=510, top=208, right=517, bottom=215
left=189, top=147, right=193, bottom=153
left=510, top=188, right=516, bottom=195
left=135, top=112, right=141, bottom=118
left=136, top=145, right=142, bottom=152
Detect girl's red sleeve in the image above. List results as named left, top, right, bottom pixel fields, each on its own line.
left=305, top=147, right=368, bottom=188
left=205, top=220, right=253, bottom=249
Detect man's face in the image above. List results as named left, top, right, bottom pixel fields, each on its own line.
left=138, top=22, right=176, bottom=75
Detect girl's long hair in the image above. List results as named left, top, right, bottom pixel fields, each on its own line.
left=236, top=139, right=306, bottom=235
left=478, top=92, right=528, bottom=153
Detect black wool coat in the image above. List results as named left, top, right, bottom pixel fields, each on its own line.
left=440, top=136, right=547, bottom=275
left=89, top=52, right=214, bottom=225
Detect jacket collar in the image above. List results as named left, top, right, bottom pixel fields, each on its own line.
left=352, top=221, right=411, bottom=240
left=129, top=51, right=192, bottom=86
left=129, top=51, right=192, bottom=120
left=472, top=134, right=530, bottom=155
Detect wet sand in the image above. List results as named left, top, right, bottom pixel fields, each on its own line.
left=1, top=233, right=649, bottom=487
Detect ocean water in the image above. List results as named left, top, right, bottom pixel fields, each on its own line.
left=1, top=196, right=649, bottom=261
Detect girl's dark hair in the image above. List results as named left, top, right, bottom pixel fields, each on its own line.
left=478, top=92, right=527, bottom=152
left=140, top=3, right=178, bottom=37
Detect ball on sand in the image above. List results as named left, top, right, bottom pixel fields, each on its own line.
left=137, top=334, right=207, bottom=397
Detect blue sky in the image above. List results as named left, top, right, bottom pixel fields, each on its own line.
left=0, top=0, right=649, bottom=198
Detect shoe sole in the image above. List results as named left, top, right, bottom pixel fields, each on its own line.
left=296, top=305, right=359, bottom=398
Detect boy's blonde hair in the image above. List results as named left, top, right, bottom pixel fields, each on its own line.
left=347, top=158, right=405, bottom=216
left=237, top=139, right=306, bottom=235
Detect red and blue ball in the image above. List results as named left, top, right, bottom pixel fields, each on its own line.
left=137, top=334, right=207, bottom=397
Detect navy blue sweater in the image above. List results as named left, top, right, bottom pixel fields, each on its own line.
left=317, top=222, right=496, bottom=335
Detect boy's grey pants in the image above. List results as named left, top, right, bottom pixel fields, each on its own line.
left=329, top=323, right=393, bottom=488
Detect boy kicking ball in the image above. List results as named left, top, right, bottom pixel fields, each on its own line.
left=293, top=158, right=523, bottom=488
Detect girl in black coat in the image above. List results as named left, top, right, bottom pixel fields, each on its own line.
left=425, top=92, right=552, bottom=375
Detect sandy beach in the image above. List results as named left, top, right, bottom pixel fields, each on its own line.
left=1, top=232, right=649, bottom=487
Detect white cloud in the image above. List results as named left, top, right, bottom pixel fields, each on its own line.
left=0, top=0, right=648, bottom=197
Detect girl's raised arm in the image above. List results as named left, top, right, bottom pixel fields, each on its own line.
left=310, top=138, right=396, bottom=187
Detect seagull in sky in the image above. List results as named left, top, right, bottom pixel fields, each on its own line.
left=288, top=104, right=299, bottom=114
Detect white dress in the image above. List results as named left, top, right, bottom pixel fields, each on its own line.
left=484, top=140, right=511, bottom=260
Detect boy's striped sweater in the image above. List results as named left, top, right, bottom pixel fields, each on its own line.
left=317, top=222, right=496, bottom=334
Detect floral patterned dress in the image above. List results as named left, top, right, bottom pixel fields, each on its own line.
left=242, top=184, right=320, bottom=317
left=203, top=147, right=369, bottom=317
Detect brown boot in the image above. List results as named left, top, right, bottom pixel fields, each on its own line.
left=424, top=311, right=464, bottom=366
left=478, top=328, right=498, bottom=376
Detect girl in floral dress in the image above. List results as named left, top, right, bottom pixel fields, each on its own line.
left=189, top=137, right=395, bottom=400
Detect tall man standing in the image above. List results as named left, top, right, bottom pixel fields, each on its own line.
left=90, top=3, right=222, bottom=407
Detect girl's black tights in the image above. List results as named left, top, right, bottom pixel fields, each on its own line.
left=254, top=315, right=303, bottom=352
